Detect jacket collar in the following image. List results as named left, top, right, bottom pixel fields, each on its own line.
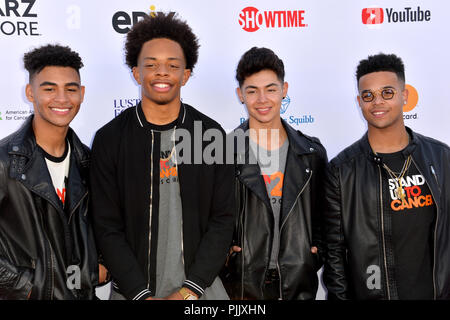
left=8, top=115, right=89, bottom=163
left=8, top=115, right=89, bottom=217
left=235, top=118, right=315, bottom=213
left=235, top=118, right=315, bottom=159
left=135, top=101, right=187, bottom=130
left=361, top=126, right=418, bottom=165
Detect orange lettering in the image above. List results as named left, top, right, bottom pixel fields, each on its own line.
left=409, top=197, right=419, bottom=207
left=270, top=172, right=283, bottom=197
left=401, top=198, right=412, bottom=209
left=391, top=199, right=401, bottom=211
left=160, top=168, right=171, bottom=178
left=417, top=195, right=426, bottom=206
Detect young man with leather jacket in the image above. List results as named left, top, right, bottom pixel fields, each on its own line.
left=323, top=53, right=450, bottom=300
left=222, top=47, right=328, bottom=300
left=90, top=13, right=234, bottom=300
left=0, top=44, right=103, bottom=299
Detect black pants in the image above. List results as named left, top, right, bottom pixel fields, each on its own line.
left=263, top=269, right=280, bottom=300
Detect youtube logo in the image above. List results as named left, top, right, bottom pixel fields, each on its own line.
left=362, top=8, right=384, bottom=24
left=362, top=6, right=431, bottom=26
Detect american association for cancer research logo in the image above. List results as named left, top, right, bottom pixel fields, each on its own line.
left=0, top=107, right=33, bottom=121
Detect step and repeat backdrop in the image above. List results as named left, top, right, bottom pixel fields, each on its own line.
left=1, top=0, right=449, bottom=300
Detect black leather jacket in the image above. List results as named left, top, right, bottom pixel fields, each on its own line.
left=0, top=116, right=98, bottom=299
left=223, top=119, right=328, bottom=300
left=323, top=127, right=450, bottom=300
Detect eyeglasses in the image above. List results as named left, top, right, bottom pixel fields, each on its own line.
left=360, top=88, right=397, bottom=102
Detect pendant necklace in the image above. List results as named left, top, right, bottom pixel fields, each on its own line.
left=382, top=155, right=412, bottom=200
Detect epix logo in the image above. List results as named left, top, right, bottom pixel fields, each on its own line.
left=112, top=5, right=158, bottom=34
left=238, top=6, right=307, bottom=32
left=362, top=8, right=383, bottom=24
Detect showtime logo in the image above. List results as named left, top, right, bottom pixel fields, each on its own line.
left=238, top=7, right=307, bottom=32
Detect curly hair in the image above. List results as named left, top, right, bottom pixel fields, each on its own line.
left=125, top=12, right=199, bottom=71
left=23, top=44, right=83, bottom=81
left=356, top=53, right=405, bottom=83
left=236, top=47, right=285, bottom=87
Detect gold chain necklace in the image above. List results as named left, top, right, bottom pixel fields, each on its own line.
left=382, top=155, right=412, bottom=200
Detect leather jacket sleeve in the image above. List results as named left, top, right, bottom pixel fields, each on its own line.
left=0, top=256, right=33, bottom=300
left=323, top=162, right=349, bottom=300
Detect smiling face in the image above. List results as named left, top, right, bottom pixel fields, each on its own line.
left=237, top=69, right=288, bottom=128
left=26, top=66, right=84, bottom=130
left=132, top=38, right=191, bottom=107
left=357, top=71, right=408, bottom=132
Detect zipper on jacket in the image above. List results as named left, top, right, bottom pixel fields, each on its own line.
left=35, top=197, right=55, bottom=300
left=49, top=243, right=55, bottom=299
left=377, top=165, right=391, bottom=300
left=240, top=189, right=246, bottom=299
left=277, top=169, right=313, bottom=300
left=68, top=191, right=88, bottom=224
left=279, top=170, right=313, bottom=232
left=147, top=130, right=154, bottom=291
left=430, top=165, right=441, bottom=194
left=173, top=126, right=185, bottom=268
left=412, top=158, right=439, bottom=300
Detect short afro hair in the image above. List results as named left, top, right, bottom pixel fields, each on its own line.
left=125, top=12, right=199, bottom=71
left=356, top=53, right=405, bottom=84
left=23, top=44, right=83, bottom=81
left=236, top=47, right=285, bottom=87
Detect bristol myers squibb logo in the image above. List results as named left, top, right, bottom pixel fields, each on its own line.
left=280, top=95, right=290, bottom=114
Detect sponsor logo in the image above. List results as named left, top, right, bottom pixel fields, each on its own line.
left=112, top=4, right=158, bottom=34
left=280, top=95, right=290, bottom=114
left=0, top=0, right=40, bottom=36
left=113, top=98, right=141, bottom=117
left=362, top=7, right=384, bottom=24
left=362, top=6, right=431, bottom=27
left=239, top=95, right=315, bottom=126
left=238, top=6, right=307, bottom=32
left=0, top=108, right=33, bottom=121
left=403, top=84, right=419, bottom=120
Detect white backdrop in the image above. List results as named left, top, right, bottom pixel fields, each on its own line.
left=1, top=0, right=449, bottom=300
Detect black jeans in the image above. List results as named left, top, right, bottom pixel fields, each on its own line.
left=263, top=269, right=280, bottom=300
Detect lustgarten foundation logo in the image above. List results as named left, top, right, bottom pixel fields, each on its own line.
left=238, top=6, right=307, bottom=32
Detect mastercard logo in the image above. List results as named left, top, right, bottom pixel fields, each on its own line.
left=404, top=84, right=418, bottom=112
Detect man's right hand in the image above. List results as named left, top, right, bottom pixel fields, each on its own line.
left=231, top=246, right=241, bottom=253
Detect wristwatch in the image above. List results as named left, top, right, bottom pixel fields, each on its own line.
left=179, top=287, right=198, bottom=300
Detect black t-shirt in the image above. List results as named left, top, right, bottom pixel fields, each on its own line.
left=379, top=150, right=436, bottom=299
